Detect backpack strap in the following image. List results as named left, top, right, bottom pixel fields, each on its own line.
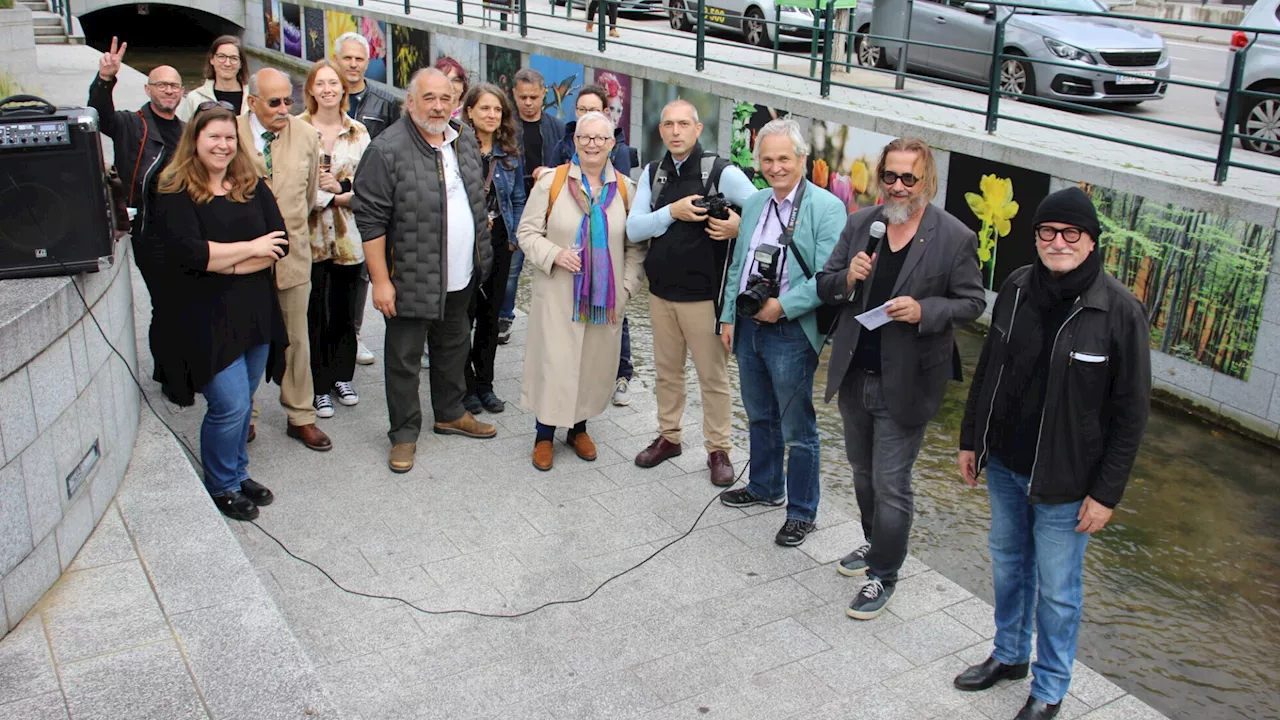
left=701, top=155, right=730, bottom=197
left=544, top=163, right=571, bottom=222
left=648, top=160, right=670, bottom=210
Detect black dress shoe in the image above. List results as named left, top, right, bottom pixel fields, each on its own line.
left=462, top=393, right=484, bottom=415
left=478, top=391, right=505, bottom=413
left=954, top=656, right=1030, bottom=691
left=1014, top=696, right=1061, bottom=720
left=212, top=491, right=259, bottom=521
left=240, top=479, right=274, bottom=507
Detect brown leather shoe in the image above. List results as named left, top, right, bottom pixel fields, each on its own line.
left=708, top=451, right=734, bottom=487
left=389, top=443, right=416, bottom=473
left=568, top=432, right=597, bottom=461
left=433, top=412, right=497, bottom=439
left=532, top=440, right=554, bottom=471
left=247, top=423, right=256, bottom=444
left=286, top=423, right=332, bottom=451
left=635, top=437, right=682, bottom=468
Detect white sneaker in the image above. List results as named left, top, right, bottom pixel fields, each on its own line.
left=612, top=377, right=631, bottom=406
left=355, top=340, right=375, bottom=365
left=333, top=381, right=359, bottom=406
left=420, top=350, right=430, bottom=370
left=314, top=394, right=335, bottom=418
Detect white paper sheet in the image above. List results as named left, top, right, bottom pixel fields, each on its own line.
left=855, top=301, right=895, bottom=330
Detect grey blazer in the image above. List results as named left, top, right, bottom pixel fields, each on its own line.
left=816, top=204, right=987, bottom=427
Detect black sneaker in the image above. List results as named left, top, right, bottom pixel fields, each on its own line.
left=775, top=519, right=815, bottom=547
left=846, top=575, right=895, bottom=620
left=240, top=479, right=274, bottom=507
left=497, top=318, right=513, bottom=345
left=837, top=543, right=871, bottom=577
left=462, top=393, right=484, bottom=415
left=478, top=391, right=505, bottom=413
left=213, top=491, right=259, bottom=521
left=719, top=487, right=785, bottom=509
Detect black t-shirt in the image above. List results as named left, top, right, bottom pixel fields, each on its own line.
left=521, top=119, right=543, bottom=194
left=213, top=88, right=243, bottom=115
left=348, top=89, right=365, bottom=120
left=851, top=238, right=911, bottom=375
left=993, top=301, right=1077, bottom=475
left=154, top=114, right=183, bottom=151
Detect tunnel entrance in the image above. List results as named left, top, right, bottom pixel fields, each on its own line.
left=79, top=4, right=243, bottom=88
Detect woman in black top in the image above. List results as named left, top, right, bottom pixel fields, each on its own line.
left=153, top=104, right=290, bottom=521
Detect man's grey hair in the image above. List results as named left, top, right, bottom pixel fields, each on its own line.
left=661, top=98, right=699, bottom=124
left=575, top=110, right=615, bottom=136
left=753, top=118, right=810, bottom=166
left=333, top=32, right=369, bottom=58
left=513, top=68, right=545, bottom=88
left=247, top=68, right=291, bottom=97
left=408, top=67, right=450, bottom=95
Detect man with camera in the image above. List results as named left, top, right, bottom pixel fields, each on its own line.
left=717, top=119, right=846, bottom=547
left=816, top=137, right=986, bottom=619
left=626, top=99, right=757, bottom=485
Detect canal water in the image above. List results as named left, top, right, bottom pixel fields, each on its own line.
left=107, top=43, right=1280, bottom=720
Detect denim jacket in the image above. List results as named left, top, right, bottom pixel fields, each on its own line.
left=489, top=146, right=527, bottom=239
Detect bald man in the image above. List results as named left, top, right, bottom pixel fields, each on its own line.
left=237, top=69, right=328, bottom=451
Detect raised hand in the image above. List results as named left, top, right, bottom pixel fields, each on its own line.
left=98, top=36, right=128, bottom=81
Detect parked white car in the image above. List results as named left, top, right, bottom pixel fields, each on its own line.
left=1213, top=0, right=1280, bottom=155
left=667, top=0, right=817, bottom=47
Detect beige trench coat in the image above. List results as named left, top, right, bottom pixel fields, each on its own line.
left=516, top=163, right=646, bottom=428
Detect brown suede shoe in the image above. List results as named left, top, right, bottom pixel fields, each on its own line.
left=532, top=440, right=554, bottom=471
left=635, top=437, right=682, bottom=468
left=433, top=412, right=497, bottom=439
left=568, top=432, right=597, bottom=461
left=286, top=423, right=332, bottom=451
left=389, top=443, right=416, bottom=473
left=247, top=423, right=256, bottom=444
left=708, top=451, right=734, bottom=486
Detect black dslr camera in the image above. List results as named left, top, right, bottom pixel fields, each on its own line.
left=737, top=244, right=782, bottom=317
left=693, top=193, right=734, bottom=221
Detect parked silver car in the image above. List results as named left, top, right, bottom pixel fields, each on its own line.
left=854, top=0, right=1170, bottom=105
left=668, top=0, right=816, bottom=47
left=1212, top=0, right=1280, bottom=155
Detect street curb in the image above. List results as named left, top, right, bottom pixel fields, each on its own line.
left=1162, top=30, right=1232, bottom=46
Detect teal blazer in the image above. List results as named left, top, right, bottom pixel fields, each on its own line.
left=720, top=180, right=848, bottom=354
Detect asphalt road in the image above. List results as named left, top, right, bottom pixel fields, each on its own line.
left=1102, top=38, right=1234, bottom=149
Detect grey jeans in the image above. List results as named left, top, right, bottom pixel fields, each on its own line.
left=383, top=285, right=473, bottom=445
left=838, top=370, right=928, bottom=584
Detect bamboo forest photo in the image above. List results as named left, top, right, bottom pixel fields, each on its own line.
left=1085, top=185, right=1276, bottom=380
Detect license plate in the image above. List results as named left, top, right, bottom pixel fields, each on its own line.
left=1116, top=70, right=1157, bottom=85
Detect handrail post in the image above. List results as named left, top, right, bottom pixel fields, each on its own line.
left=809, top=0, right=821, bottom=78
left=696, top=0, right=706, bottom=72
left=1215, top=43, right=1248, bottom=185
left=984, top=11, right=1008, bottom=133
left=894, top=0, right=914, bottom=90
left=773, top=4, right=781, bottom=71
left=457, top=0, right=464, bottom=24
left=520, top=0, right=528, bottom=36
left=404, top=0, right=411, bottom=15
left=598, top=0, right=608, bottom=52
left=845, top=5, right=855, bottom=69
left=820, top=0, right=835, bottom=96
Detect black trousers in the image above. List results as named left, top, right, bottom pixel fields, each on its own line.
left=308, top=260, right=363, bottom=394
left=465, top=239, right=514, bottom=397
left=383, top=284, right=473, bottom=445
left=587, top=0, right=618, bottom=26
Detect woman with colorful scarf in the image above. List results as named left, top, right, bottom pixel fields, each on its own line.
left=515, top=112, right=646, bottom=471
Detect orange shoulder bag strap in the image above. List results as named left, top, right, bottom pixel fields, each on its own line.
left=544, top=163, right=571, bottom=222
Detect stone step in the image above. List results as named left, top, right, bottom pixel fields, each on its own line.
left=18, top=1, right=48, bottom=9
left=34, top=25, right=65, bottom=35
left=35, top=35, right=71, bottom=44
left=33, top=16, right=62, bottom=25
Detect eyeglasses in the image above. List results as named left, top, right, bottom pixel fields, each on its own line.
left=575, top=135, right=610, bottom=146
left=1034, top=225, right=1086, bottom=244
left=213, top=53, right=241, bottom=64
left=575, top=105, right=602, bottom=114
left=196, top=100, right=236, bottom=113
left=255, top=96, right=295, bottom=108
left=147, top=82, right=183, bottom=92
left=880, top=170, right=920, bottom=188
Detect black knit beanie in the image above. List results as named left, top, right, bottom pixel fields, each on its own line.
left=1032, top=187, right=1102, bottom=243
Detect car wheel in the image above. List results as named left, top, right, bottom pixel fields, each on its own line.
left=1238, top=85, right=1280, bottom=156
left=744, top=7, right=770, bottom=48
left=1000, top=51, right=1035, bottom=98
left=855, top=24, right=890, bottom=69
left=669, top=0, right=692, bottom=31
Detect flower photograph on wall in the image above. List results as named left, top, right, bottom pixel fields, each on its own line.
left=359, top=17, right=389, bottom=84
left=281, top=3, right=302, bottom=59
left=392, top=25, right=431, bottom=89
left=944, top=152, right=1048, bottom=290
left=263, top=0, right=282, bottom=51
left=965, top=174, right=1019, bottom=287
left=731, top=101, right=794, bottom=189
left=487, top=45, right=521, bottom=96
left=805, top=121, right=895, bottom=213
left=303, top=7, right=326, bottom=61
left=325, top=10, right=357, bottom=59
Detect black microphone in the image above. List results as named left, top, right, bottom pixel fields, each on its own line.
left=850, top=220, right=886, bottom=305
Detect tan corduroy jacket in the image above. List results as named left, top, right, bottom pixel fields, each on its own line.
left=237, top=114, right=319, bottom=290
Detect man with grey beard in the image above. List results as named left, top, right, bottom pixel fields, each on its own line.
left=815, top=137, right=986, bottom=620
left=354, top=68, right=497, bottom=475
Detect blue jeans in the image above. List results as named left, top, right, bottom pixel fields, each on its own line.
left=986, top=455, right=1091, bottom=705
left=199, top=344, right=269, bottom=496
left=735, top=319, right=820, bottom=523
left=500, top=248, right=524, bottom=321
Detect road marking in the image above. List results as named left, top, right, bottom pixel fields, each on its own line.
left=1166, top=40, right=1228, bottom=52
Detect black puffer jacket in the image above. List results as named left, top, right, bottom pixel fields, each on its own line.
left=351, top=82, right=401, bottom=139
left=353, top=117, right=492, bottom=321
left=960, top=265, right=1151, bottom=507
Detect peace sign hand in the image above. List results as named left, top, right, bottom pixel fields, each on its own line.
left=98, top=36, right=127, bottom=81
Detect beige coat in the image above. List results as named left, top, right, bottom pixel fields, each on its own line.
left=237, top=114, right=319, bottom=290
left=516, top=164, right=646, bottom=427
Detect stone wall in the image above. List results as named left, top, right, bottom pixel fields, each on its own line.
left=0, top=7, right=39, bottom=90
left=0, top=240, right=141, bottom=637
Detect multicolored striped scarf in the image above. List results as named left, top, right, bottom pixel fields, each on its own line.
left=567, top=156, right=618, bottom=325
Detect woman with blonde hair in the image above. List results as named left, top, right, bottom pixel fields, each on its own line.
left=153, top=103, right=290, bottom=521
left=299, top=59, right=371, bottom=419
left=516, top=111, right=645, bottom=471
left=176, top=35, right=251, bottom=121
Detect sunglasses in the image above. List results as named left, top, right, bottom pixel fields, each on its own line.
left=1034, top=225, right=1086, bottom=244
left=196, top=100, right=236, bottom=113
left=254, top=96, right=295, bottom=108
left=880, top=171, right=920, bottom=188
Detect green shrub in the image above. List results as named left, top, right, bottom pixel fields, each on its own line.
left=0, top=0, right=15, bottom=10
left=0, top=73, right=21, bottom=98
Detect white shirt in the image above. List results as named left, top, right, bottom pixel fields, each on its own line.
left=437, top=124, right=476, bottom=292
left=739, top=182, right=802, bottom=298
left=249, top=113, right=271, bottom=155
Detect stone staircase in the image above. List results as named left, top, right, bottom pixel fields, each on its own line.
left=19, top=0, right=78, bottom=45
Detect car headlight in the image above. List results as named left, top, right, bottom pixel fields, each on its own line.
left=1044, top=38, right=1096, bottom=65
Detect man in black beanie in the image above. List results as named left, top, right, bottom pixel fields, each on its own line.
left=952, top=186, right=1151, bottom=720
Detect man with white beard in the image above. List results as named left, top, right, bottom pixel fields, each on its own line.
left=814, top=137, right=986, bottom=620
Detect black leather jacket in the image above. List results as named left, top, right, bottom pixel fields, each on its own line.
left=351, top=81, right=401, bottom=139
left=87, top=75, right=177, bottom=240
